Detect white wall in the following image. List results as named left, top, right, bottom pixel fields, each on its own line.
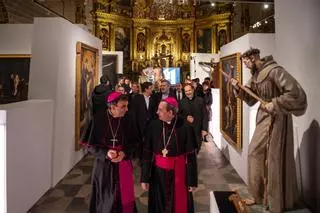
left=275, top=0, right=320, bottom=211
left=190, top=53, right=219, bottom=83
left=209, top=89, right=221, bottom=149
left=0, top=110, right=7, bottom=213
left=0, top=100, right=54, bottom=213
left=29, top=18, right=102, bottom=186
left=219, top=33, right=275, bottom=182
left=0, top=24, right=33, bottom=54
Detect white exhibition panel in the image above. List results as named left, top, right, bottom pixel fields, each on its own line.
left=29, top=17, right=102, bottom=186
left=209, top=89, right=221, bottom=149
left=219, top=33, right=275, bottom=183
left=0, top=110, right=7, bottom=213
left=0, top=100, right=54, bottom=213
left=275, top=0, right=320, bottom=211
left=0, top=24, right=33, bottom=54
left=190, top=53, right=219, bottom=83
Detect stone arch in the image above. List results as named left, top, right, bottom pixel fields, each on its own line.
left=0, top=0, right=8, bottom=23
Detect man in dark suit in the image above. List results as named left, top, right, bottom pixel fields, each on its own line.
left=180, top=84, right=208, bottom=153
left=173, top=82, right=185, bottom=104
left=130, top=82, right=155, bottom=159
left=153, top=79, right=175, bottom=114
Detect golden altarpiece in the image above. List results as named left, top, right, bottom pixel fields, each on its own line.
left=92, top=0, right=233, bottom=82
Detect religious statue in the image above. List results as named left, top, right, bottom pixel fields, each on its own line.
left=137, top=32, right=146, bottom=52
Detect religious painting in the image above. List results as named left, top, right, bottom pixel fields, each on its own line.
left=0, top=55, right=30, bottom=104
left=75, top=42, right=99, bottom=150
left=102, top=53, right=118, bottom=88
left=182, top=33, right=191, bottom=53
left=220, top=53, right=242, bottom=151
left=197, top=28, right=212, bottom=53
left=115, top=27, right=131, bottom=60
left=100, top=26, right=110, bottom=50
left=136, top=32, right=146, bottom=52
left=218, top=29, right=228, bottom=50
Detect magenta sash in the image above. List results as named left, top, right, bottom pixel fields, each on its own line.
left=108, top=145, right=135, bottom=213
left=155, top=154, right=188, bottom=213
left=119, top=160, right=135, bottom=213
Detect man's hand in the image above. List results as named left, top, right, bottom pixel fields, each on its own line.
left=111, top=151, right=125, bottom=163
left=106, top=150, right=118, bottom=159
left=187, top=115, right=194, bottom=123
left=201, top=130, right=208, bottom=138
left=141, top=182, right=149, bottom=191
left=230, top=78, right=239, bottom=86
left=188, top=186, right=196, bottom=192
left=264, top=102, right=275, bottom=113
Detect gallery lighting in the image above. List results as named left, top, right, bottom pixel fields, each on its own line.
left=251, top=14, right=273, bottom=29
left=264, top=3, right=269, bottom=9
left=211, top=2, right=216, bottom=7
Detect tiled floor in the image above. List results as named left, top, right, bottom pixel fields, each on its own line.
left=28, top=140, right=266, bottom=213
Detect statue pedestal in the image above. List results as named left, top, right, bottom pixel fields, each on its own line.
left=210, top=191, right=249, bottom=213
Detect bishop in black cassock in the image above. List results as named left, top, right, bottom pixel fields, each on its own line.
left=141, top=97, right=198, bottom=213
left=81, top=92, right=139, bottom=213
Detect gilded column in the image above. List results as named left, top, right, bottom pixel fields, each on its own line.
left=213, top=24, right=217, bottom=53
left=110, top=24, right=115, bottom=51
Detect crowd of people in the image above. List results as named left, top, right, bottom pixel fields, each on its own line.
left=81, top=74, right=213, bottom=213
left=80, top=47, right=308, bottom=213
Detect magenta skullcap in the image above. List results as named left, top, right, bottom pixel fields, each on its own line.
left=163, top=97, right=179, bottom=109
left=107, top=91, right=122, bottom=103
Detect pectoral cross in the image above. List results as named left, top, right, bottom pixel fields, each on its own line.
left=162, top=148, right=168, bottom=157
left=110, top=138, right=118, bottom=147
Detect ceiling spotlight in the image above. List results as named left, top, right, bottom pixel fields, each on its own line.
left=265, top=20, right=268, bottom=24
left=264, top=3, right=269, bottom=9
left=211, top=2, right=215, bottom=7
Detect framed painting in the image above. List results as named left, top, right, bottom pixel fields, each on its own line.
left=115, top=27, right=130, bottom=60
left=0, top=54, right=30, bottom=104
left=219, top=53, right=242, bottom=151
left=196, top=28, right=212, bottom=53
left=75, top=42, right=99, bottom=151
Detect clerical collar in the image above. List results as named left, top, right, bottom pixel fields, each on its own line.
left=166, top=120, right=171, bottom=124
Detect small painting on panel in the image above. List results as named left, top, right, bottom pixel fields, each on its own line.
left=0, top=55, right=30, bottom=104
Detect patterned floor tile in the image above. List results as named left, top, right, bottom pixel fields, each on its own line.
left=75, top=184, right=92, bottom=198
left=29, top=140, right=251, bottom=213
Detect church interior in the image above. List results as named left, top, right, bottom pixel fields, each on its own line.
left=0, top=0, right=319, bottom=213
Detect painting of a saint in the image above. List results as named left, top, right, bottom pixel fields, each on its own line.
left=220, top=53, right=242, bottom=150
left=197, top=28, right=212, bottom=53
left=75, top=42, right=99, bottom=150
left=182, top=33, right=191, bottom=53
left=100, top=27, right=110, bottom=50
left=0, top=55, right=30, bottom=104
left=137, top=32, right=146, bottom=52
left=115, top=27, right=130, bottom=60
left=218, top=29, right=228, bottom=50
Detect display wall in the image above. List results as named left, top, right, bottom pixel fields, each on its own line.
left=219, top=33, right=275, bottom=182
left=0, top=24, right=33, bottom=54
left=0, top=100, right=54, bottom=213
left=29, top=17, right=102, bottom=186
left=275, top=0, right=320, bottom=211
left=190, top=53, right=219, bottom=83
